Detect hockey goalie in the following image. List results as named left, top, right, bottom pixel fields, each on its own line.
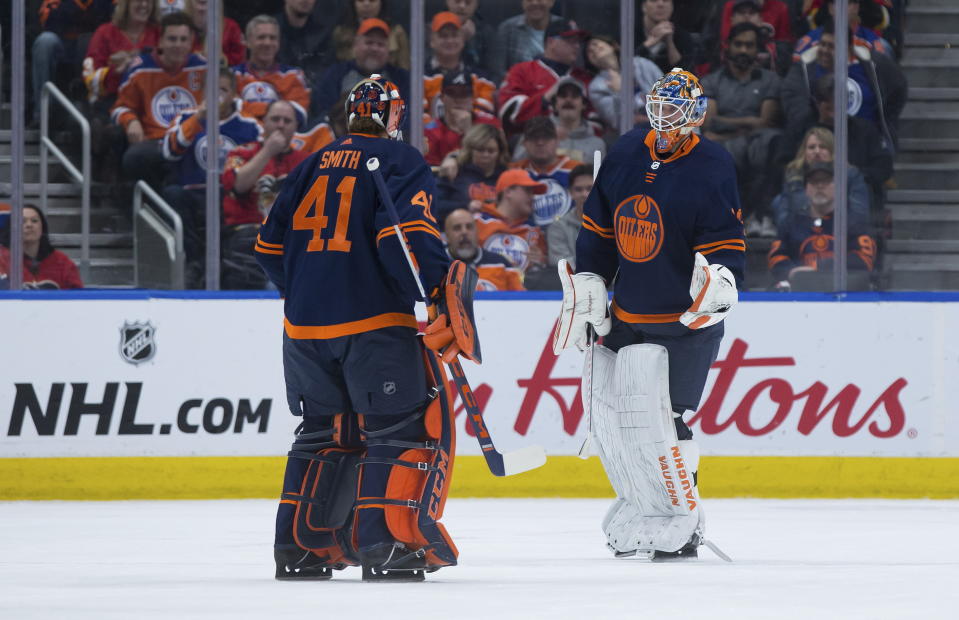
left=552, top=69, right=744, bottom=560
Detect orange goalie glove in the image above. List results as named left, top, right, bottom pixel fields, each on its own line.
left=423, top=260, right=482, bottom=364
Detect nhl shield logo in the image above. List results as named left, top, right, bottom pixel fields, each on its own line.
left=119, top=321, right=157, bottom=366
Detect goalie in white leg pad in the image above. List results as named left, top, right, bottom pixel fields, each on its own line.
left=589, top=343, right=705, bottom=556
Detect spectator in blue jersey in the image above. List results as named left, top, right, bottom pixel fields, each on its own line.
left=547, top=164, right=592, bottom=270
left=702, top=22, right=783, bottom=238
left=435, top=123, right=511, bottom=225
left=781, top=23, right=906, bottom=153
left=489, top=0, right=566, bottom=81
left=510, top=117, right=582, bottom=228
left=311, top=18, right=410, bottom=132
left=768, top=162, right=876, bottom=291
left=444, top=208, right=524, bottom=291
left=162, top=68, right=262, bottom=288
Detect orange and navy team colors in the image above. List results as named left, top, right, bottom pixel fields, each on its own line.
left=291, top=122, right=337, bottom=155
left=423, top=69, right=497, bottom=119
left=473, top=204, right=546, bottom=273
left=577, top=128, right=746, bottom=324
left=221, top=143, right=310, bottom=227
left=768, top=213, right=876, bottom=281
left=255, top=134, right=449, bottom=339
left=111, top=51, right=207, bottom=140
left=454, top=249, right=525, bottom=292
left=232, top=62, right=312, bottom=125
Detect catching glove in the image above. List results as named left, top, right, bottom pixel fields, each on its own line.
left=679, top=252, right=738, bottom=330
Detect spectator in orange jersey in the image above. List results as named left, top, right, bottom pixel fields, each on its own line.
left=423, top=11, right=496, bottom=119
left=444, top=209, right=524, bottom=291
left=83, top=0, right=161, bottom=104
left=424, top=69, right=500, bottom=167
left=435, top=123, right=511, bottom=225
left=184, top=0, right=245, bottom=65
left=473, top=169, right=548, bottom=275
left=0, top=205, right=82, bottom=290
left=112, top=11, right=207, bottom=190
left=232, top=14, right=311, bottom=127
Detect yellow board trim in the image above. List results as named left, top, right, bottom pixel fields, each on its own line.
left=2, top=456, right=959, bottom=500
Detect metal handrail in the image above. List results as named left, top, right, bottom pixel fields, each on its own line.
left=133, top=181, right=185, bottom=289
left=39, top=82, right=91, bottom=281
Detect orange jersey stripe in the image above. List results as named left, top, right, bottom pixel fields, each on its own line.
left=700, top=244, right=746, bottom=255
left=284, top=313, right=418, bottom=340
left=255, top=244, right=283, bottom=255
left=256, top=236, right=283, bottom=249
left=693, top=238, right=745, bottom=251
left=582, top=214, right=613, bottom=233
left=582, top=220, right=614, bottom=239
left=611, top=300, right=683, bottom=324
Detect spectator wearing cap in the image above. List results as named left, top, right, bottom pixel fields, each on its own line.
left=435, top=124, right=511, bottom=225
left=423, top=11, right=497, bottom=120
left=444, top=208, right=524, bottom=291
left=772, top=126, right=871, bottom=235
left=782, top=21, right=905, bottom=152
left=232, top=15, right=311, bottom=127
left=547, top=163, right=593, bottom=269
left=489, top=0, right=567, bottom=80
left=424, top=70, right=500, bottom=167
left=473, top=168, right=549, bottom=276
left=779, top=73, right=893, bottom=214
left=702, top=21, right=783, bottom=238
left=497, top=19, right=594, bottom=137
left=586, top=33, right=662, bottom=131
left=333, top=0, right=410, bottom=70
left=636, top=0, right=701, bottom=73
left=510, top=117, right=583, bottom=229
left=311, top=18, right=410, bottom=129
left=794, top=0, right=893, bottom=61
left=275, top=0, right=341, bottom=92
left=514, top=77, right=606, bottom=164
left=443, top=0, right=498, bottom=79
left=768, top=161, right=876, bottom=291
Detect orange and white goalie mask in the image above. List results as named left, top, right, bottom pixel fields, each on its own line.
left=346, top=74, right=407, bottom=140
left=644, top=68, right=708, bottom=153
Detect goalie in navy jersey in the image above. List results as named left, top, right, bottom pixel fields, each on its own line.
left=256, top=75, right=465, bottom=582
left=552, top=68, right=745, bottom=561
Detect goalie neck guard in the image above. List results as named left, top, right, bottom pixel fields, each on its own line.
left=644, top=68, right=707, bottom=153
left=346, top=74, right=406, bottom=140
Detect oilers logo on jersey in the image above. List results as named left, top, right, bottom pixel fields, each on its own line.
left=195, top=134, right=239, bottom=171
left=484, top=233, right=531, bottom=271
left=242, top=81, right=280, bottom=103
left=532, top=178, right=573, bottom=226
left=152, top=87, right=196, bottom=127
left=613, top=194, right=665, bottom=263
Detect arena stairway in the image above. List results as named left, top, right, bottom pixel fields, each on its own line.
left=883, top=0, right=959, bottom=290
left=0, top=104, right=134, bottom=287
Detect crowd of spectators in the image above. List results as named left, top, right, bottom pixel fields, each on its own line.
left=1, top=0, right=908, bottom=292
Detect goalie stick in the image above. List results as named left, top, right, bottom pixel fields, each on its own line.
left=577, top=150, right=604, bottom=460
left=366, top=156, right=547, bottom=477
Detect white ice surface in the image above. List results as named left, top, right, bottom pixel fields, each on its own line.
left=2, top=499, right=958, bottom=620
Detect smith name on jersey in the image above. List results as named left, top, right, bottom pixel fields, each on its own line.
left=577, top=129, right=746, bottom=323
left=255, top=134, right=449, bottom=339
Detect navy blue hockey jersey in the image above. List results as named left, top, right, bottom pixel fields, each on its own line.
left=255, top=133, right=449, bottom=339
left=577, top=129, right=746, bottom=323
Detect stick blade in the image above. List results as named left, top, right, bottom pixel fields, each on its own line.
left=502, top=445, right=548, bottom=476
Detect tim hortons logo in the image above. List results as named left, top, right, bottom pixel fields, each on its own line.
left=445, top=327, right=907, bottom=439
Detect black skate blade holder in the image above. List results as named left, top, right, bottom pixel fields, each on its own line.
left=614, top=539, right=732, bottom=562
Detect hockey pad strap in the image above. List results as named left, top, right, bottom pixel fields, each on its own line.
left=680, top=252, right=738, bottom=330
left=424, top=260, right=482, bottom=364
left=552, top=259, right=611, bottom=354
left=280, top=446, right=362, bottom=567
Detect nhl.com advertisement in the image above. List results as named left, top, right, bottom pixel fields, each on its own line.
left=1, top=297, right=957, bottom=458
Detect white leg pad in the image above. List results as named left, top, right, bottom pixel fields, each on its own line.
left=588, top=344, right=705, bottom=554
